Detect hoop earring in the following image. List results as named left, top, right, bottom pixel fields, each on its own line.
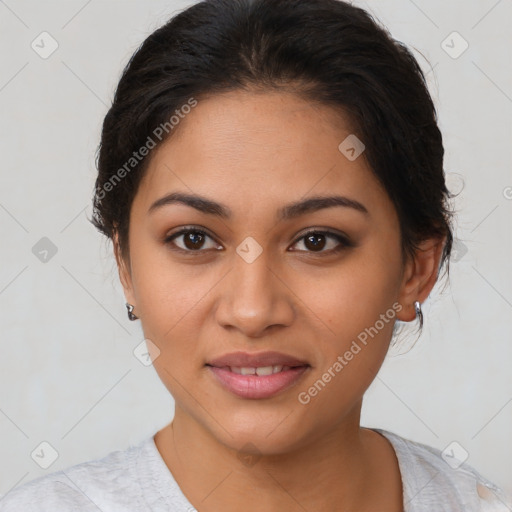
left=126, top=303, right=139, bottom=321
left=414, top=300, right=423, bottom=328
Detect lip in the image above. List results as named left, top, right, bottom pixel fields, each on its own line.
left=205, top=351, right=310, bottom=399
left=207, top=365, right=310, bottom=399
left=206, top=350, right=309, bottom=368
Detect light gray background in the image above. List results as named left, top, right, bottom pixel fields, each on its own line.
left=1, top=0, right=511, bottom=499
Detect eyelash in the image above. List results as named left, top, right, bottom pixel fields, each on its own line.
left=164, top=226, right=353, bottom=255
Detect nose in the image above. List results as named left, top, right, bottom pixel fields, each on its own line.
left=214, top=247, right=295, bottom=338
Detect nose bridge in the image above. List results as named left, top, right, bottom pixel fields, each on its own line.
left=231, top=244, right=277, bottom=312
left=215, top=240, right=294, bottom=335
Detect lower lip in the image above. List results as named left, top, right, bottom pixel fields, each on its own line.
left=207, top=365, right=309, bottom=399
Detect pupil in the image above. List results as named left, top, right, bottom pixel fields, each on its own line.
left=185, top=231, right=204, bottom=250
left=305, top=234, right=325, bottom=251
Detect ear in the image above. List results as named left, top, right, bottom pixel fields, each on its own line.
left=396, top=236, right=446, bottom=322
left=113, top=229, right=136, bottom=307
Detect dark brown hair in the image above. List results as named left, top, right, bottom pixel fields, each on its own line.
left=90, top=0, right=454, bottom=294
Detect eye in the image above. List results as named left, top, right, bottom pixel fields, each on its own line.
left=164, top=227, right=221, bottom=252
left=164, top=227, right=352, bottom=255
left=289, top=229, right=352, bottom=254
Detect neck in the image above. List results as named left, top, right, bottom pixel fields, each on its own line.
left=154, top=401, right=401, bottom=511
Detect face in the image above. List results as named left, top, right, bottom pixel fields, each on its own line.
left=117, top=89, right=431, bottom=455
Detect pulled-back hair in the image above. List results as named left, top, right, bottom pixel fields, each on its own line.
left=90, top=0, right=454, bottom=283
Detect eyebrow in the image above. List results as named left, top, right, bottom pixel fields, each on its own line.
left=148, top=192, right=369, bottom=220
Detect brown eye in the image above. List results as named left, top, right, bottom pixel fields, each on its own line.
left=304, top=233, right=327, bottom=251
left=290, top=230, right=352, bottom=254
left=183, top=231, right=205, bottom=250
left=165, top=228, right=221, bottom=252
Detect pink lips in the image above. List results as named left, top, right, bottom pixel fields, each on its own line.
left=206, top=351, right=310, bottom=399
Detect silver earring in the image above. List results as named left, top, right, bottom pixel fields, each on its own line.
left=414, top=300, right=423, bottom=328
left=126, top=303, right=138, bottom=321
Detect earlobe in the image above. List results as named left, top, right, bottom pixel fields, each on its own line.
left=396, top=236, right=446, bottom=322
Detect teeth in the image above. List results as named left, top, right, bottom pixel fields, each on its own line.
left=256, top=366, right=273, bottom=376
left=230, top=365, right=291, bottom=375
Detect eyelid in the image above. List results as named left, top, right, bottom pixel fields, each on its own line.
left=165, top=224, right=217, bottom=239
left=164, top=225, right=222, bottom=251
left=292, top=227, right=352, bottom=245
left=164, top=225, right=353, bottom=253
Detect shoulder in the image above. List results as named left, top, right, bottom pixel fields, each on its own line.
left=0, top=438, right=152, bottom=512
left=373, top=428, right=512, bottom=512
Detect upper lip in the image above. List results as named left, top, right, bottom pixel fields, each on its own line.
left=206, top=351, right=309, bottom=368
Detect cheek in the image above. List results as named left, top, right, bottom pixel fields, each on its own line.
left=130, top=247, right=219, bottom=376
left=129, top=233, right=208, bottom=327
left=294, top=275, right=398, bottom=422
left=296, top=248, right=402, bottom=344
left=290, top=244, right=402, bottom=398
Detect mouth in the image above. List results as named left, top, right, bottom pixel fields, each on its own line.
left=205, top=351, right=310, bottom=399
left=213, top=364, right=298, bottom=375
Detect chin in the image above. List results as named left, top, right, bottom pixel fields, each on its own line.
left=206, top=411, right=310, bottom=457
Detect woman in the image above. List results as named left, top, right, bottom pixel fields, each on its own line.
left=2, top=0, right=510, bottom=510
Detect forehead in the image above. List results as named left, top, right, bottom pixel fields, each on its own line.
left=169, top=88, right=356, bottom=155
left=133, top=89, right=391, bottom=221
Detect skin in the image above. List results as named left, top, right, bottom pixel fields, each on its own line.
left=114, top=89, right=445, bottom=512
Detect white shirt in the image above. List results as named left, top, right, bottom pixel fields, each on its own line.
left=1, top=428, right=510, bottom=511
